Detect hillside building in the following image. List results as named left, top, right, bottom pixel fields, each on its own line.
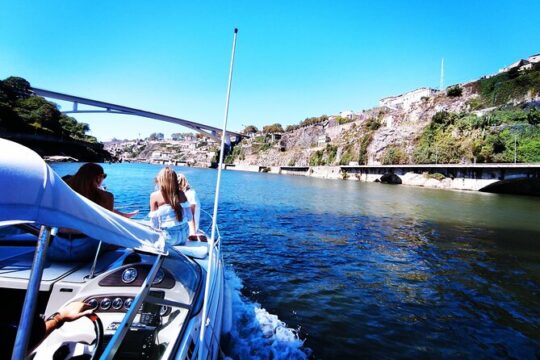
left=379, top=87, right=438, bottom=110
left=498, top=53, right=540, bottom=73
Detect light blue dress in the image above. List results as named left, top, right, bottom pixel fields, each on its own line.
left=48, top=235, right=101, bottom=262
left=148, top=203, right=192, bottom=246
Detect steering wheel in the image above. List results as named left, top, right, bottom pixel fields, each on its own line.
left=31, top=313, right=104, bottom=360
left=85, top=313, right=104, bottom=360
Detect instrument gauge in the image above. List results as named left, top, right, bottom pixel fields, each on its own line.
left=152, top=269, right=165, bottom=285
left=100, top=298, right=111, bottom=310
left=124, top=298, right=133, bottom=309
left=86, top=298, right=98, bottom=310
left=121, top=267, right=138, bottom=284
left=112, top=297, right=123, bottom=310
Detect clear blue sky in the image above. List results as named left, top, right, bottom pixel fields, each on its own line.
left=1, top=0, right=539, bottom=141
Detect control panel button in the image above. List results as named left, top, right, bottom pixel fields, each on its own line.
left=86, top=298, right=98, bottom=310
left=112, top=297, right=123, bottom=310
left=124, top=298, right=133, bottom=309
left=100, top=297, right=112, bottom=310
left=152, top=269, right=165, bottom=285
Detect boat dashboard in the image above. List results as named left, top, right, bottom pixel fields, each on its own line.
left=0, top=227, right=203, bottom=359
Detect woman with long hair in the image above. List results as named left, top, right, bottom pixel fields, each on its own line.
left=177, top=173, right=200, bottom=236
left=149, top=167, right=192, bottom=246
left=48, top=163, right=111, bottom=261
left=67, top=163, right=113, bottom=210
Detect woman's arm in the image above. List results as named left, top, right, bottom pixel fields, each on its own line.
left=188, top=216, right=196, bottom=235
left=149, top=191, right=159, bottom=211
left=189, top=204, right=197, bottom=234
left=114, top=209, right=139, bottom=218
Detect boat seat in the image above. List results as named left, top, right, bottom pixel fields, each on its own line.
left=174, top=241, right=208, bottom=259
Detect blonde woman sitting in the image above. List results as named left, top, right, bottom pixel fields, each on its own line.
left=176, top=173, right=200, bottom=236
left=149, top=167, right=192, bottom=246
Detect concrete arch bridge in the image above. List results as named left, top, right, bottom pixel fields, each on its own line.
left=31, top=87, right=242, bottom=143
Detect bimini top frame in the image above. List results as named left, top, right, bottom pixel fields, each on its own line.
left=31, top=87, right=242, bottom=143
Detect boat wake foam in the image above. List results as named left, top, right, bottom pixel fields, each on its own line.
left=223, top=269, right=310, bottom=360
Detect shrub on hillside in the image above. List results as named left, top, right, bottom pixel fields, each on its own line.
left=381, top=145, right=408, bottom=165
left=447, top=85, right=463, bottom=97
left=365, top=118, right=381, bottom=130
left=358, top=133, right=373, bottom=164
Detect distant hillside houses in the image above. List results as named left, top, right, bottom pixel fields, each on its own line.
left=498, top=53, right=540, bottom=73
left=339, top=110, right=355, bottom=119
left=379, top=87, right=439, bottom=110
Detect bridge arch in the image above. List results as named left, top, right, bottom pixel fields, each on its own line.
left=479, top=177, right=540, bottom=196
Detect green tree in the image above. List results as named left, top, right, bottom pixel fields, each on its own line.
left=2, top=76, right=31, bottom=101
left=148, top=132, right=164, bottom=141
left=262, top=123, right=284, bottom=133
left=242, top=125, right=258, bottom=134
left=446, top=85, right=463, bottom=97
left=527, top=108, right=540, bottom=125
left=16, top=96, right=63, bottom=135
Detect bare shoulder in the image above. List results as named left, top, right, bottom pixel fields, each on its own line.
left=150, top=191, right=161, bottom=201
left=98, top=189, right=114, bottom=210
left=149, top=191, right=163, bottom=211
left=101, top=189, right=114, bottom=200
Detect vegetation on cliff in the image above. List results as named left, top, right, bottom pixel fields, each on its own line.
left=473, top=62, right=540, bottom=108
left=412, top=107, right=540, bottom=164
left=0, top=76, right=97, bottom=142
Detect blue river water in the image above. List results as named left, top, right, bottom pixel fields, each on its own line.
left=51, top=162, right=540, bottom=359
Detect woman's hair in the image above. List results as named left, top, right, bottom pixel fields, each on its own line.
left=176, top=173, right=190, bottom=192
left=156, top=167, right=186, bottom=221
left=67, top=163, right=106, bottom=206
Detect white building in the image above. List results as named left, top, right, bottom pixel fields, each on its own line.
left=317, top=135, right=330, bottom=147
left=150, top=151, right=163, bottom=160
left=339, top=110, right=355, bottom=119
left=528, top=53, right=540, bottom=64
left=499, top=54, right=540, bottom=74
left=379, top=87, right=438, bottom=110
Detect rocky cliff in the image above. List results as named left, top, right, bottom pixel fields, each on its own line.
left=230, top=58, right=540, bottom=167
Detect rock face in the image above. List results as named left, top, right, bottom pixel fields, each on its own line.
left=233, top=92, right=472, bottom=167
left=231, top=73, right=539, bottom=167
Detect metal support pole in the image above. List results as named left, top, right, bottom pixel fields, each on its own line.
left=102, top=254, right=164, bottom=360
left=199, top=27, right=238, bottom=360
left=11, top=226, right=53, bottom=360
left=87, top=240, right=103, bottom=279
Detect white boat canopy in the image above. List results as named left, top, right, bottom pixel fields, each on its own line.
left=0, top=139, right=165, bottom=254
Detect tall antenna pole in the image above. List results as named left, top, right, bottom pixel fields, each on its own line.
left=440, top=58, right=445, bottom=91
left=210, top=26, right=237, bottom=251
left=199, top=28, right=238, bottom=359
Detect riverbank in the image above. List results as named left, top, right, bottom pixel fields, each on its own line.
left=225, top=163, right=540, bottom=195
